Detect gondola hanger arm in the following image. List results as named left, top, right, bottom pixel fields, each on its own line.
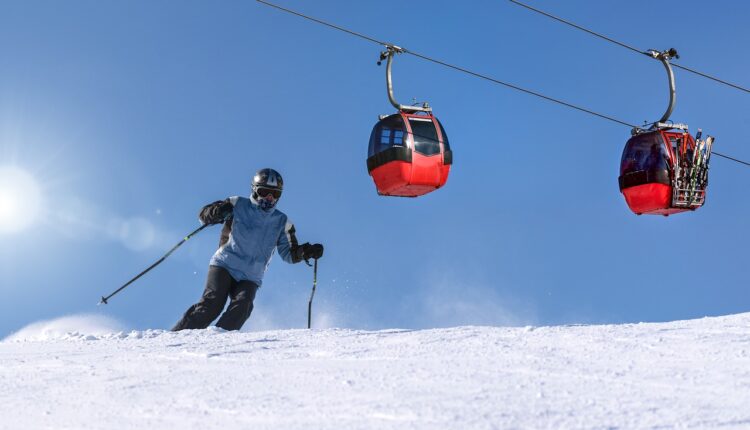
left=645, top=48, right=679, bottom=129
left=378, top=45, right=431, bottom=113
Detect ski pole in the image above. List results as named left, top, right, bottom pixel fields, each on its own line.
left=307, top=258, right=318, bottom=329
left=98, top=223, right=210, bottom=305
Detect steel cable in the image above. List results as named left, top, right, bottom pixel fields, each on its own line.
left=256, top=0, right=749, bottom=168
left=508, top=0, right=750, bottom=94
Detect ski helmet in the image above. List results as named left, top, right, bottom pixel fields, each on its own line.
left=252, top=168, right=283, bottom=210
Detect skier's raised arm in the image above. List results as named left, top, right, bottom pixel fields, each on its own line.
left=198, top=198, right=234, bottom=225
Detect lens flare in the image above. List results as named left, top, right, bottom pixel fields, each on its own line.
left=0, top=166, right=42, bottom=234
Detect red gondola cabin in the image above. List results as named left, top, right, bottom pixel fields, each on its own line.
left=618, top=127, right=713, bottom=216
left=367, top=111, right=452, bottom=197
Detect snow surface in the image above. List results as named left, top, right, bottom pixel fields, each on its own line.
left=1, top=313, right=749, bottom=429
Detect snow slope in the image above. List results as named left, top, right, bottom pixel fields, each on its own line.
left=1, top=314, right=749, bottom=429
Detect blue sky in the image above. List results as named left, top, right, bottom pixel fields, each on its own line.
left=1, top=0, right=748, bottom=336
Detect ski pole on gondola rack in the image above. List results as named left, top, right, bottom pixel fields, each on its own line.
left=98, top=223, right=210, bottom=305
left=307, top=258, right=318, bottom=329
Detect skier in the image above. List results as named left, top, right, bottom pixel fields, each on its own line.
left=172, top=168, right=324, bottom=331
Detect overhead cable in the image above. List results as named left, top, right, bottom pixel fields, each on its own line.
left=256, top=0, right=748, bottom=168
left=256, top=0, right=636, bottom=128
left=508, top=0, right=750, bottom=94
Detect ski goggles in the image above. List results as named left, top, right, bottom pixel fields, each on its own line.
left=256, top=187, right=282, bottom=200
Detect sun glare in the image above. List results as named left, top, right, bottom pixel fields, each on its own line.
left=0, top=166, right=42, bottom=234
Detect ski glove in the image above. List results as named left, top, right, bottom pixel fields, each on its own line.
left=304, top=243, right=324, bottom=260
left=295, top=242, right=324, bottom=261
left=199, top=200, right=234, bottom=225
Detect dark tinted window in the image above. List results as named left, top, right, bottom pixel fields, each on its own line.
left=436, top=118, right=450, bottom=151
left=409, top=118, right=440, bottom=156
left=620, top=132, right=670, bottom=175
left=368, top=114, right=406, bottom=158
left=380, top=129, right=391, bottom=144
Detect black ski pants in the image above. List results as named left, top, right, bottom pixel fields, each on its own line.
left=172, top=265, right=259, bottom=331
